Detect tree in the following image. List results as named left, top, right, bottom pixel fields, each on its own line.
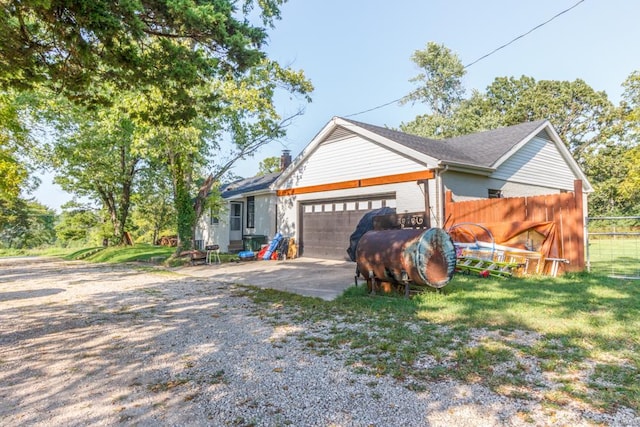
left=399, top=44, right=640, bottom=216
left=402, top=42, right=466, bottom=120
left=2, top=1, right=313, bottom=253
left=48, top=95, right=141, bottom=244
left=55, top=202, right=101, bottom=246
left=0, top=196, right=56, bottom=248
left=0, top=0, right=285, bottom=97
left=130, top=163, right=176, bottom=245
left=0, top=91, right=31, bottom=199
left=257, top=156, right=281, bottom=175
left=402, top=75, right=618, bottom=164
left=621, top=70, right=640, bottom=142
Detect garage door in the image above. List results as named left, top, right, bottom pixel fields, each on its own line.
left=300, top=195, right=396, bottom=260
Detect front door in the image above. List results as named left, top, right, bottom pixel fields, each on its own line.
left=230, top=202, right=243, bottom=241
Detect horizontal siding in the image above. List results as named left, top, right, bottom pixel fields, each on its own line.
left=444, top=171, right=563, bottom=200
left=492, top=137, right=576, bottom=190
left=252, top=195, right=276, bottom=238
left=282, top=135, right=428, bottom=189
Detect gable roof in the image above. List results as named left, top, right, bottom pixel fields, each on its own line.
left=221, top=171, right=280, bottom=199
left=341, top=117, right=549, bottom=168
left=272, top=116, right=592, bottom=192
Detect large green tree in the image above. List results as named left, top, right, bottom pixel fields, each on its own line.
left=49, top=94, right=142, bottom=244
left=0, top=196, right=56, bottom=248
left=55, top=202, right=101, bottom=246
left=0, top=91, right=31, bottom=199
left=0, top=0, right=284, bottom=95
left=398, top=44, right=640, bottom=216
left=130, top=162, right=175, bottom=245
left=402, top=75, right=618, bottom=163
left=402, top=42, right=466, bottom=117
left=2, top=1, right=312, bottom=252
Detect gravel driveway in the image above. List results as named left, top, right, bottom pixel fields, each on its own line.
left=0, top=257, right=635, bottom=426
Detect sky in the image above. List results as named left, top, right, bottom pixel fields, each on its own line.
left=33, top=0, right=640, bottom=211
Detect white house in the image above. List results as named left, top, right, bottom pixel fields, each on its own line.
left=271, top=117, right=592, bottom=259
left=194, top=151, right=291, bottom=253
left=197, top=117, right=592, bottom=258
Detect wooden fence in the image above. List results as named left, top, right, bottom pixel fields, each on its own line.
left=444, top=180, right=585, bottom=271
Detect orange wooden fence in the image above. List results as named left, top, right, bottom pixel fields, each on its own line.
left=444, top=180, right=585, bottom=271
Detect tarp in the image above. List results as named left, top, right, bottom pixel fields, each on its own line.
left=448, top=221, right=560, bottom=260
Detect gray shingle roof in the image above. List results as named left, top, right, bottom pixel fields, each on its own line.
left=341, top=118, right=549, bottom=168
left=221, top=171, right=280, bottom=198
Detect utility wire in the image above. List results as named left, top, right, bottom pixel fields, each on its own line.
left=343, top=0, right=585, bottom=118
left=464, top=0, right=584, bottom=68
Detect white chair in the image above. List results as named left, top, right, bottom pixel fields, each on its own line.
left=205, top=244, right=220, bottom=264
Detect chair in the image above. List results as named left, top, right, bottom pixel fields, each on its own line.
left=205, top=244, right=220, bottom=265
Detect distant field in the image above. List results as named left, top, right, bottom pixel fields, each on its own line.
left=588, top=238, right=640, bottom=278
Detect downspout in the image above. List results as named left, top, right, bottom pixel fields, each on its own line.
left=435, top=164, right=449, bottom=228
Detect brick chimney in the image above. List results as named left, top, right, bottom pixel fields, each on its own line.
left=280, top=149, right=292, bottom=171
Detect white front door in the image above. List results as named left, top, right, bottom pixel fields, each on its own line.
left=229, top=202, right=243, bottom=241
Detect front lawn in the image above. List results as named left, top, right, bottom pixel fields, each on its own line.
left=243, top=272, right=640, bottom=414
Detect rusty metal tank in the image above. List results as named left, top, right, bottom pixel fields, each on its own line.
left=355, top=228, right=457, bottom=292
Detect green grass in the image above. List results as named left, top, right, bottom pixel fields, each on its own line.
left=63, top=244, right=176, bottom=263
left=3, top=243, right=248, bottom=266
left=588, top=238, right=640, bottom=278
left=241, top=273, right=640, bottom=413
left=0, top=246, right=78, bottom=257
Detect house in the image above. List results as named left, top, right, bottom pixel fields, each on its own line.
left=197, top=117, right=592, bottom=259
left=194, top=151, right=291, bottom=253
left=271, top=117, right=592, bottom=260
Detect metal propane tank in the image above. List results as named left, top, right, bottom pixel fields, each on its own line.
left=355, top=228, right=457, bottom=295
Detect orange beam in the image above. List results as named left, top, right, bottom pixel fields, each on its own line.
left=276, top=170, right=434, bottom=196
left=276, top=179, right=360, bottom=196
left=360, top=170, right=434, bottom=187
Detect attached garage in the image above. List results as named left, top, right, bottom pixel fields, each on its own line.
left=271, top=116, right=591, bottom=262
left=299, top=195, right=396, bottom=259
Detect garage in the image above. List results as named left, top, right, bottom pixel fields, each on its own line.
left=300, top=195, right=395, bottom=260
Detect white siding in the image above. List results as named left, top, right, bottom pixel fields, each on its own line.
left=196, top=206, right=230, bottom=251
left=443, top=171, right=564, bottom=201
left=250, top=194, right=276, bottom=238
left=194, top=194, right=276, bottom=252
left=282, top=135, right=430, bottom=188
left=492, top=136, right=576, bottom=190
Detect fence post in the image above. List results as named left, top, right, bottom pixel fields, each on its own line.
left=571, top=179, right=585, bottom=271
left=443, top=190, right=454, bottom=228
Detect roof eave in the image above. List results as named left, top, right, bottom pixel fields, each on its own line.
left=439, top=160, right=494, bottom=176
left=491, top=120, right=593, bottom=193
left=223, top=188, right=276, bottom=200
left=491, top=120, right=550, bottom=168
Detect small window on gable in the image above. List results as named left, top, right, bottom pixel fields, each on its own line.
left=488, top=189, right=503, bottom=199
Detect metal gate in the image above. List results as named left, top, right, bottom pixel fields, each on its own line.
left=586, top=216, right=640, bottom=279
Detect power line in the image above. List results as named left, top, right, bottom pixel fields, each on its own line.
left=344, top=0, right=585, bottom=118
left=464, top=0, right=585, bottom=68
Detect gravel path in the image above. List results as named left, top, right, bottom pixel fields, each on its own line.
left=0, top=257, right=636, bottom=426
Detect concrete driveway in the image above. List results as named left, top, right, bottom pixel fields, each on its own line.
left=176, top=257, right=359, bottom=300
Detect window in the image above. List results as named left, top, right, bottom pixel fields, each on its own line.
left=246, top=196, right=255, bottom=228
left=210, top=207, right=219, bottom=225
left=488, top=189, right=503, bottom=199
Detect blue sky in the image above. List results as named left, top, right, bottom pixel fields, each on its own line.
left=34, top=0, right=640, bottom=211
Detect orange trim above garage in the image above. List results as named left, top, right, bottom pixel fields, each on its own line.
left=276, top=170, right=434, bottom=196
